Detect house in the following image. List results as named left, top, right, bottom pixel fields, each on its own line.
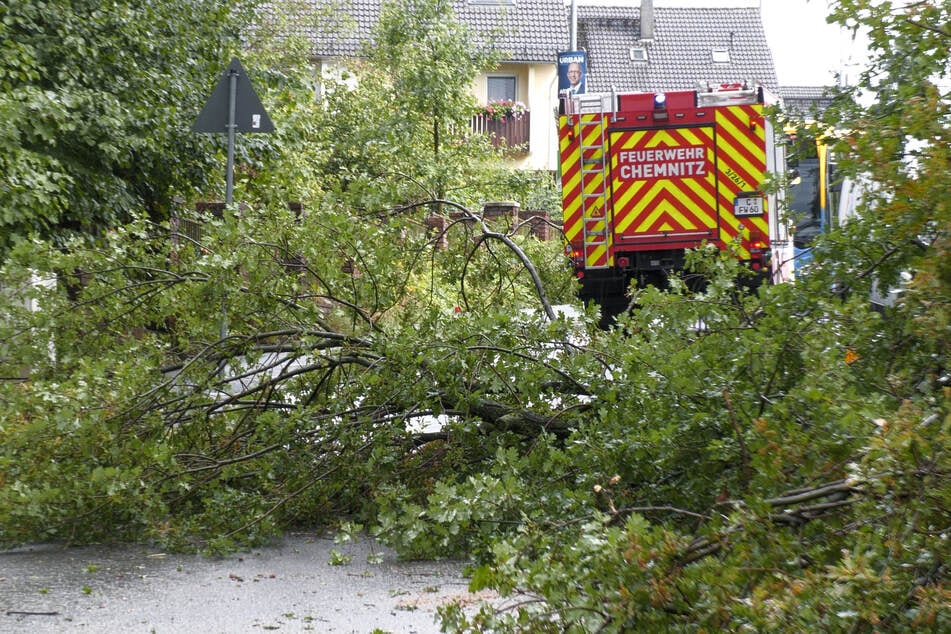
left=278, top=0, right=569, bottom=172
left=268, top=1, right=780, bottom=172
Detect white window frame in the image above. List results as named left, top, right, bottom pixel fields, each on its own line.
left=712, top=48, right=731, bottom=63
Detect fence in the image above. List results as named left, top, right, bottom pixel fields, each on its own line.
left=470, top=112, right=531, bottom=151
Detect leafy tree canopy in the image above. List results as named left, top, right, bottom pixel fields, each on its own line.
left=0, top=0, right=249, bottom=256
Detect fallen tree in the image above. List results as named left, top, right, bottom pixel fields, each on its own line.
left=0, top=187, right=946, bottom=631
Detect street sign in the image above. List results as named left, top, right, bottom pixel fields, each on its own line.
left=193, top=57, right=274, bottom=133
left=192, top=57, right=273, bottom=206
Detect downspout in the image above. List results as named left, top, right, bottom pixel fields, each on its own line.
left=570, top=0, right=577, bottom=50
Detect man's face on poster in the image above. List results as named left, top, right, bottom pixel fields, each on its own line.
left=567, top=62, right=583, bottom=87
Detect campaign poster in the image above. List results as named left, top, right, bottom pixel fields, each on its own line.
left=558, top=51, right=587, bottom=96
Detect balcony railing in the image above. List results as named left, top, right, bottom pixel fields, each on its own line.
left=470, top=112, right=530, bottom=152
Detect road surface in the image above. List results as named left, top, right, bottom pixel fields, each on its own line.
left=0, top=532, right=493, bottom=633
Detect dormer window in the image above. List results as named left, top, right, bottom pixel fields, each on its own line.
left=712, top=48, right=731, bottom=63
left=630, top=46, right=648, bottom=63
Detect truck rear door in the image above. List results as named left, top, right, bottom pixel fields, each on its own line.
left=609, top=125, right=719, bottom=249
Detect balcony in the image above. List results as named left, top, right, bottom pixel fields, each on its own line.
left=470, top=108, right=530, bottom=152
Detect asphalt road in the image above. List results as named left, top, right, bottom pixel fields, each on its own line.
left=0, top=532, right=491, bottom=633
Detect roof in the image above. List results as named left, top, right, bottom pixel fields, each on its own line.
left=456, top=0, right=569, bottom=63
left=778, top=85, right=835, bottom=116
left=268, top=0, right=569, bottom=64
left=261, top=2, right=779, bottom=94
left=779, top=86, right=833, bottom=118
left=778, top=86, right=833, bottom=101
left=577, top=5, right=778, bottom=93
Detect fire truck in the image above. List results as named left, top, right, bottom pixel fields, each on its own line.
left=559, top=83, right=791, bottom=319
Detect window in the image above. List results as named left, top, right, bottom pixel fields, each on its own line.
left=487, top=76, right=516, bottom=102
left=712, top=48, right=731, bottom=63
left=630, top=46, right=648, bottom=63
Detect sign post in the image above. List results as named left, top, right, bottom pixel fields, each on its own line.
left=192, top=58, right=274, bottom=361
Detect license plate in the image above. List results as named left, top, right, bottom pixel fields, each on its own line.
left=734, top=195, right=763, bottom=217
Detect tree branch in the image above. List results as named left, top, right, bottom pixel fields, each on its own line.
left=412, top=199, right=559, bottom=322
left=674, top=478, right=862, bottom=569
left=723, top=388, right=752, bottom=492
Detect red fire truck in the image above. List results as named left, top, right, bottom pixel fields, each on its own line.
left=559, top=83, right=791, bottom=319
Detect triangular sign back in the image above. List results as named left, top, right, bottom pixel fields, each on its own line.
left=193, top=57, right=274, bottom=133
